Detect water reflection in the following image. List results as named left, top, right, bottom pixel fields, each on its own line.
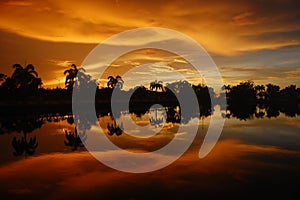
left=0, top=112, right=74, bottom=157
left=0, top=102, right=299, bottom=157
left=225, top=102, right=300, bottom=120
left=64, top=128, right=86, bottom=151
left=165, top=106, right=181, bottom=124
left=0, top=115, right=43, bottom=156
left=12, top=134, right=38, bottom=156
left=0, top=104, right=299, bottom=199
left=107, top=121, right=123, bottom=136
left=0, top=137, right=299, bottom=199
left=149, top=107, right=165, bottom=127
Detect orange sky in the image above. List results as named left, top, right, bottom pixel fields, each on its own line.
left=0, top=0, right=299, bottom=88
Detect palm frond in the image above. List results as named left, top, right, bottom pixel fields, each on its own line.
left=64, top=69, right=71, bottom=75
left=12, top=63, right=23, bottom=69
left=29, top=70, right=38, bottom=77
left=25, top=64, right=35, bottom=71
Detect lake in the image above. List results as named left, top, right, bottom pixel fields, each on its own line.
left=0, top=106, right=299, bottom=199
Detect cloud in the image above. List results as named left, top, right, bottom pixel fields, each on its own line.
left=173, top=58, right=188, bottom=64
left=212, top=44, right=300, bottom=86
left=48, top=59, right=75, bottom=67
left=219, top=65, right=300, bottom=87
left=0, top=30, right=96, bottom=88
left=3, top=0, right=32, bottom=6
left=0, top=0, right=299, bottom=88
left=231, top=12, right=257, bottom=26
left=0, top=0, right=299, bottom=55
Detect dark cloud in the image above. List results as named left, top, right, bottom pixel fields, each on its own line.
left=241, top=30, right=300, bottom=46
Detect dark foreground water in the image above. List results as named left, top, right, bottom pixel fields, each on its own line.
left=0, top=106, right=299, bottom=199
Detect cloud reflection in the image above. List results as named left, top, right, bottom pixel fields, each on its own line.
left=0, top=139, right=299, bottom=199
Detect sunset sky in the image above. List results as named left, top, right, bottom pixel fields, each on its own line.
left=0, top=0, right=299, bottom=88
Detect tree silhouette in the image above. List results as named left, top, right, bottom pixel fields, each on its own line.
left=12, top=133, right=38, bottom=156
left=74, top=69, right=97, bottom=90
left=3, top=64, right=42, bottom=93
left=7, top=115, right=42, bottom=156
left=265, top=83, right=280, bottom=101
left=226, top=81, right=257, bottom=104
left=278, top=85, right=300, bottom=117
left=107, top=75, right=124, bottom=89
left=192, top=84, right=213, bottom=109
left=255, top=84, right=265, bottom=99
left=280, top=85, right=299, bottom=101
left=107, top=121, right=123, bottom=136
left=0, top=73, right=6, bottom=83
left=225, top=81, right=257, bottom=120
left=0, top=73, right=7, bottom=94
left=150, top=80, right=164, bottom=91
left=64, top=128, right=86, bottom=151
left=150, top=107, right=164, bottom=127
left=224, top=85, right=232, bottom=93
left=166, top=80, right=191, bottom=94
left=64, top=64, right=79, bottom=90
left=166, top=106, right=181, bottom=123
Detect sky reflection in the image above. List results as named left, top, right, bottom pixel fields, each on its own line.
left=0, top=139, right=299, bottom=199
left=0, top=111, right=299, bottom=199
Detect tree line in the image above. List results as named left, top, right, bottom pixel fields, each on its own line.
left=0, top=63, right=299, bottom=115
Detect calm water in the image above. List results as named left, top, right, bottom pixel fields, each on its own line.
left=0, top=107, right=299, bottom=199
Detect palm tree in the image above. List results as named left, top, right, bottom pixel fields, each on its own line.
left=107, top=76, right=116, bottom=88
left=150, top=80, right=164, bottom=91
left=0, top=73, right=6, bottom=83
left=107, top=75, right=124, bottom=89
left=115, top=75, right=124, bottom=89
left=10, top=63, right=42, bottom=91
left=64, top=64, right=79, bottom=90
left=0, top=73, right=7, bottom=90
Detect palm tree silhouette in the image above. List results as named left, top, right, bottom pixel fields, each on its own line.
left=107, top=75, right=124, bottom=89
left=10, top=63, right=42, bottom=91
left=2, top=114, right=43, bottom=156
left=11, top=133, right=38, bottom=156
left=64, top=128, right=86, bottom=151
left=64, top=64, right=79, bottom=90
left=0, top=73, right=6, bottom=83
left=107, top=121, right=123, bottom=136
left=150, top=80, right=164, bottom=91
left=150, top=107, right=164, bottom=127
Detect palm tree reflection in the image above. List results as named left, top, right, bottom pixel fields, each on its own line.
left=166, top=106, right=181, bottom=123
left=150, top=107, right=165, bottom=127
left=12, top=133, right=38, bottom=156
left=64, top=128, right=86, bottom=151
left=107, top=121, right=123, bottom=136
left=6, top=116, right=43, bottom=157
